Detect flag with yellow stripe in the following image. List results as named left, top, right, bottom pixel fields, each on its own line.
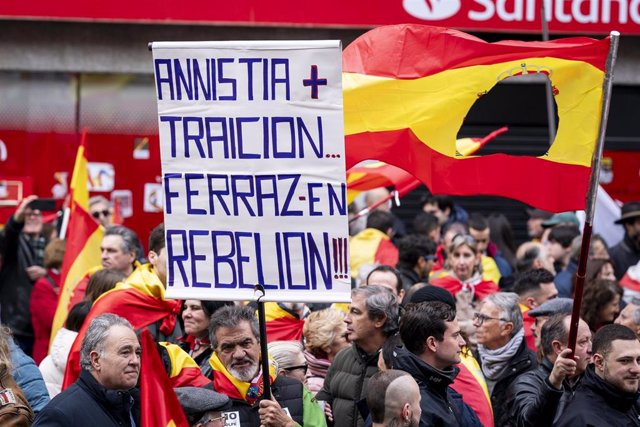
left=343, top=24, right=609, bottom=212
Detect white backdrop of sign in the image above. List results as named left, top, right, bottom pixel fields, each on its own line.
left=152, top=40, right=350, bottom=303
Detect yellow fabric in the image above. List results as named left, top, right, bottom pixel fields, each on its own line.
left=98, top=263, right=166, bottom=302
left=263, top=302, right=295, bottom=322
left=331, top=302, right=350, bottom=314
left=209, top=352, right=277, bottom=398
left=349, top=228, right=389, bottom=279
left=481, top=255, right=501, bottom=285
left=344, top=57, right=603, bottom=167
left=459, top=351, right=492, bottom=412
left=159, top=342, right=201, bottom=378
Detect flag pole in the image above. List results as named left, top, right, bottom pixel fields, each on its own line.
left=567, top=31, right=619, bottom=354
left=540, top=2, right=557, bottom=145
left=254, top=284, right=272, bottom=400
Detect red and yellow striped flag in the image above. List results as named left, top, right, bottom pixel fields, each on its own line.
left=50, top=132, right=104, bottom=343
left=343, top=25, right=610, bottom=212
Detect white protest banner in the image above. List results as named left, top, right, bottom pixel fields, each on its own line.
left=152, top=41, right=350, bottom=303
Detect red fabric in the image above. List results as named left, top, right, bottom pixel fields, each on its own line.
left=67, top=274, right=90, bottom=310
left=430, top=275, right=499, bottom=300
left=522, top=308, right=537, bottom=352
left=374, top=238, right=399, bottom=267
left=451, top=362, right=494, bottom=427
left=63, top=287, right=182, bottom=389
left=621, top=273, right=640, bottom=292
left=29, top=269, right=60, bottom=364
left=266, top=316, right=305, bottom=343
left=140, top=330, right=189, bottom=427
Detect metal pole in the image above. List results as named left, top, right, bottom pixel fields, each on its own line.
left=541, top=1, right=557, bottom=145
left=255, top=285, right=272, bottom=400
left=568, top=32, right=620, bottom=354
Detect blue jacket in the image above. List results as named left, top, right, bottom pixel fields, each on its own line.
left=10, top=339, right=50, bottom=412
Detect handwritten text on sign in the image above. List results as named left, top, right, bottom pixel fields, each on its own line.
left=152, top=41, right=350, bottom=302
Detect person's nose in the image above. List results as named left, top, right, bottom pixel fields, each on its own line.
left=232, top=346, right=246, bottom=359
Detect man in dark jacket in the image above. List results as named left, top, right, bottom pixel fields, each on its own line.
left=474, top=292, right=536, bottom=426
left=0, top=195, right=48, bottom=354
left=555, top=324, right=640, bottom=426
left=317, top=285, right=400, bottom=427
left=507, top=313, right=592, bottom=426
left=393, top=301, right=480, bottom=427
left=395, top=234, right=436, bottom=293
left=34, top=314, right=141, bottom=426
left=610, top=201, right=640, bottom=279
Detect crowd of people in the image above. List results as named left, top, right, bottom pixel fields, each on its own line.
left=1, top=190, right=640, bottom=426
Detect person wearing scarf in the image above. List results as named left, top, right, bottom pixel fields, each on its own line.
left=208, top=305, right=326, bottom=427
left=474, top=292, right=536, bottom=426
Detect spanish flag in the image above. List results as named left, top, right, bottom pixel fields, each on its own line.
left=343, top=25, right=609, bottom=212
left=263, top=302, right=305, bottom=343
left=141, top=329, right=189, bottom=427
left=50, top=132, right=104, bottom=344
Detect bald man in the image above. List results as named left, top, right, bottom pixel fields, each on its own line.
left=366, top=370, right=421, bottom=427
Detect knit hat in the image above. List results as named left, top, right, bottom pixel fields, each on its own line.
left=528, top=298, right=573, bottom=318
left=410, top=285, right=456, bottom=307
left=175, top=387, right=231, bottom=423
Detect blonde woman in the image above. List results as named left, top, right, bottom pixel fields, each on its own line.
left=0, top=326, right=35, bottom=426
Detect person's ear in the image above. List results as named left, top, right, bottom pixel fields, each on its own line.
left=526, top=296, right=537, bottom=308
left=148, top=250, right=158, bottom=266
left=592, top=353, right=605, bottom=373
left=374, top=313, right=388, bottom=329
left=501, top=321, right=514, bottom=337
left=551, top=340, right=564, bottom=355
left=90, top=351, right=101, bottom=371
left=426, top=336, right=438, bottom=353
left=401, top=402, right=411, bottom=423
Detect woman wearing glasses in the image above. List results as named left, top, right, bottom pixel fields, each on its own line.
left=430, top=234, right=499, bottom=301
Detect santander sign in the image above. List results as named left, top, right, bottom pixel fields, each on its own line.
left=402, top=0, right=639, bottom=32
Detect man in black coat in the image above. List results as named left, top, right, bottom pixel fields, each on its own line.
left=393, top=301, right=480, bottom=426
left=610, top=201, right=640, bottom=279
left=507, top=313, right=592, bottom=426
left=555, top=324, right=640, bottom=426
left=34, top=314, right=141, bottom=426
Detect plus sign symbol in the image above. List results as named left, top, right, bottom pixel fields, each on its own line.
left=303, top=65, right=327, bottom=99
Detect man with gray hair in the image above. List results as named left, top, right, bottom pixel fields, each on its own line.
left=34, top=314, right=141, bottom=426
left=473, top=292, right=536, bottom=426
left=615, top=297, right=640, bottom=338
left=208, top=305, right=325, bottom=427
left=366, top=370, right=421, bottom=427
left=317, top=285, right=400, bottom=427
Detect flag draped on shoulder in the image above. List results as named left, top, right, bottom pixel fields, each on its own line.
left=50, top=132, right=104, bottom=344
left=263, top=302, right=305, bottom=343
left=343, top=24, right=610, bottom=212
left=140, top=330, right=189, bottom=427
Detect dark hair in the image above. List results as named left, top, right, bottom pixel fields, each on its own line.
left=44, top=239, right=66, bottom=269
left=201, top=300, right=234, bottom=317
left=589, top=234, right=610, bottom=258
left=548, top=225, right=581, bottom=248
left=516, top=244, right=542, bottom=272
left=380, top=333, right=403, bottom=370
left=104, top=225, right=141, bottom=255
left=396, top=234, right=437, bottom=270
left=540, top=314, right=570, bottom=357
left=209, top=305, right=259, bottom=349
left=366, top=210, right=394, bottom=233
left=441, top=221, right=468, bottom=237
left=468, top=213, right=489, bottom=231
left=85, top=269, right=127, bottom=303
left=367, top=370, right=411, bottom=424
left=412, top=212, right=439, bottom=236
left=512, top=268, right=555, bottom=297
left=592, top=324, right=639, bottom=358
left=421, top=194, right=454, bottom=213
left=400, top=301, right=456, bottom=355
left=585, top=258, right=614, bottom=284
left=352, top=285, right=400, bottom=337
left=65, top=300, right=92, bottom=332
left=488, top=212, right=517, bottom=269
left=581, top=279, right=623, bottom=331
left=148, top=223, right=165, bottom=254
left=366, top=265, right=403, bottom=295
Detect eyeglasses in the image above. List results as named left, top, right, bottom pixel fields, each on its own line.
left=473, top=312, right=508, bottom=326
left=283, top=364, right=308, bottom=374
left=91, top=209, right=110, bottom=219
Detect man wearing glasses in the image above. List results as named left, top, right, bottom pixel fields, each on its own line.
left=88, top=196, right=113, bottom=227
left=0, top=195, right=49, bottom=354
left=474, top=292, right=536, bottom=426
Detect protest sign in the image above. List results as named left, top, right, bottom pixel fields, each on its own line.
left=152, top=41, right=350, bottom=302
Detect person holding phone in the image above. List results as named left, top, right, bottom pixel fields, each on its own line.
left=0, top=195, right=50, bottom=355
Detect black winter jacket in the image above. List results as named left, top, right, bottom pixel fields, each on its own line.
left=33, top=369, right=140, bottom=427
left=506, top=357, right=581, bottom=426
left=392, top=346, right=481, bottom=427
left=554, top=365, right=640, bottom=427
left=316, top=344, right=379, bottom=427
left=476, top=339, right=536, bottom=427
left=610, top=234, right=640, bottom=280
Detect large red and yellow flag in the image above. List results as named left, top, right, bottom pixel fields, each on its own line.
left=343, top=25, right=610, bottom=212
left=140, top=329, right=189, bottom=427
left=50, top=132, right=104, bottom=343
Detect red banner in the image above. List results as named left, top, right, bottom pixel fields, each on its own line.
left=0, top=0, right=635, bottom=34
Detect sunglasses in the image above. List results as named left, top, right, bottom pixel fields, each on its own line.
left=91, top=209, right=110, bottom=219
left=283, top=364, right=308, bottom=374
